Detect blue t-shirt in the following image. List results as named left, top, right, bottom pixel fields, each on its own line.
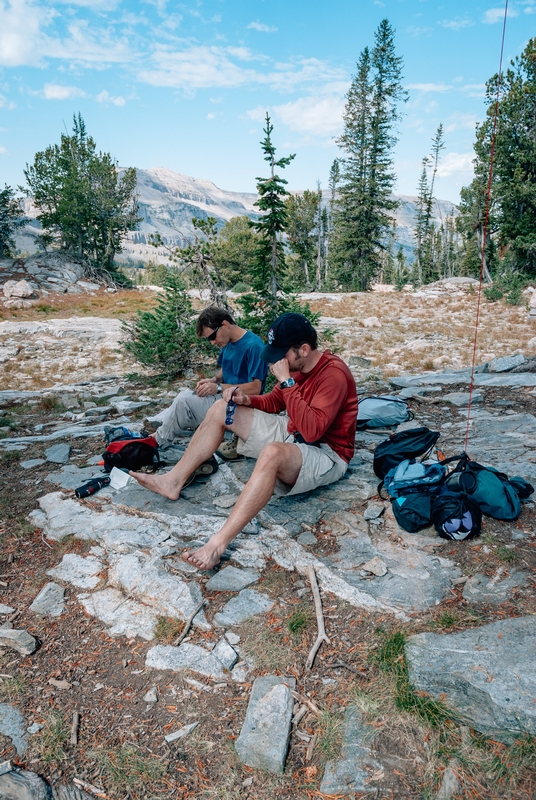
left=217, top=330, right=268, bottom=391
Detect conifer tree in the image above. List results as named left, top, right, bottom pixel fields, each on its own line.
left=251, top=114, right=295, bottom=309
left=330, top=20, right=407, bottom=291
left=0, top=185, right=25, bottom=258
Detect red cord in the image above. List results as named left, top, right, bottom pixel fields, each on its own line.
left=464, top=0, right=509, bottom=451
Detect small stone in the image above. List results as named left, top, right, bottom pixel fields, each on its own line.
left=225, top=631, right=240, bottom=645
left=297, top=531, right=317, bottom=545
left=363, top=502, right=385, bottom=521
left=435, top=758, right=460, bottom=800
left=48, top=678, right=71, bottom=690
left=212, top=494, right=239, bottom=509
left=443, top=391, right=483, bottom=407
left=19, top=459, right=46, bottom=470
left=0, top=704, right=27, bottom=756
left=205, top=566, right=260, bottom=593
left=164, top=722, right=198, bottom=742
left=0, top=629, right=37, bottom=655
left=361, top=557, right=388, bottom=577
left=143, top=687, right=158, bottom=703
left=45, top=443, right=71, bottom=464
left=212, top=638, right=238, bottom=671
left=213, top=589, right=275, bottom=627
left=26, top=723, right=43, bottom=735
left=0, top=605, right=14, bottom=615
left=30, top=583, right=65, bottom=617
left=235, top=676, right=296, bottom=773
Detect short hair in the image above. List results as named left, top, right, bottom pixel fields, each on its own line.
left=196, top=306, right=236, bottom=337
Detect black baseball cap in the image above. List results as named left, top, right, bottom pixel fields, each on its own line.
left=261, top=313, right=316, bottom=362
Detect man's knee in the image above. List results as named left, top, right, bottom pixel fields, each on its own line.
left=257, top=441, right=288, bottom=466
left=204, top=397, right=227, bottom=422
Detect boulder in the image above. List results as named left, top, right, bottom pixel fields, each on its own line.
left=0, top=629, right=37, bottom=655
left=3, top=279, right=34, bottom=298
left=406, top=616, right=536, bottom=740
left=0, top=768, right=52, bottom=799
left=487, top=354, right=525, bottom=373
left=29, top=583, right=65, bottom=617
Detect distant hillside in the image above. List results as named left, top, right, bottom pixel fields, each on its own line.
left=15, top=167, right=458, bottom=264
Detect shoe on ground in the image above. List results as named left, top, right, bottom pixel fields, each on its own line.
left=143, top=418, right=162, bottom=434
left=183, top=455, right=219, bottom=488
left=216, top=434, right=244, bottom=461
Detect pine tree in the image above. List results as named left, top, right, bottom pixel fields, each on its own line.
left=286, top=189, right=321, bottom=289
left=414, top=124, right=445, bottom=284
left=0, top=185, right=25, bottom=258
left=251, top=113, right=295, bottom=310
left=330, top=20, right=407, bottom=291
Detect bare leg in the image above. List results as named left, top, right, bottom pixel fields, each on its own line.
left=183, top=442, right=303, bottom=569
left=129, top=400, right=254, bottom=500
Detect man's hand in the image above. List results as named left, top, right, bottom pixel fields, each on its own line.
left=223, top=386, right=250, bottom=406
left=270, top=357, right=291, bottom=384
left=196, top=379, right=217, bottom=397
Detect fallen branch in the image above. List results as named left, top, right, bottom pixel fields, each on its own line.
left=306, top=563, right=330, bottom=671
left=306, top=733, right=318, bottom=762
left=327, top=660, right=366, bottom=676
left=72, top=778, right=107, bottom=798
left=174, top=600, right=206, bottom=647
left=70, top=711, right=80, bottom=745
left=289, top=689, right=321, bottom=718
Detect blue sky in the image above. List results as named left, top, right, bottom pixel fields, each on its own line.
left=0, top=0, right=533, bottom=202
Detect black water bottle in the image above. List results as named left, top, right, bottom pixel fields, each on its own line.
left=75, top=476, right=111, bottom=498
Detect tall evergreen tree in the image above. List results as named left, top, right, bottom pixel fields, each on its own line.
left=414, top=124, right=445, bottom=284
left=286, top=189, right=321, bottom=289
left=24, top=114, right=139, bottom=274
left=330, top=19, right=407, bottom=291
left=251, top=113, right=295, bottom=310
left=0, top=185, right=25, bottom=258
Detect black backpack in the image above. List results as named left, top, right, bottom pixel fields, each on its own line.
left=431, top=491, right=482, bottom=540
left=373, top=427, right=440, bottom=479
left=391, top=494, right=432, bottom=533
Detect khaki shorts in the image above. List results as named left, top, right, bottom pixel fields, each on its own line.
left=237, top=410, right=348, bottom=496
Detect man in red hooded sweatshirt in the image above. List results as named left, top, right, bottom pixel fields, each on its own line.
left=131, top=313, right=358, bottom=569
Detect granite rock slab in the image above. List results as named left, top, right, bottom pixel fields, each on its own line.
left=20, top=459, right=46, bottom=470
left=29, top=582, right=65, bottom=617
left=205, top=566, right=260, bottom=592
left=45, top=443, right=71, bottom=464
left=45, top=464, right=105, bottom=490
left=47, top=554, right=104, bottom=590
left=0, top=768, right=53, bottom=799
left=488, top=354, right=525, bottom=373
left=0, top=630, right=37, bottom=655
left=77, top=588, right=159, bottom=640
left=211, top=638, right=238, bottom=670
left=443, top=391, right=483, bottom=406
left=235, top=676, right=296, bottom=773
left=0, top=704, right=27, bottom=755
left=146, top=643, right=226, bottom=679
left=320, top=707, right=384, bottom=796
left=213, top=588, right=275, bottom=627
left=462, top=570, right=528, bottom=604
left=406, top=616, right=536, bottom=740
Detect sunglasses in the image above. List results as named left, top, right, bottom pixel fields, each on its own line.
left=205, top=326, right=220, bottom=342
left=225, top=386, right=239, bottom=426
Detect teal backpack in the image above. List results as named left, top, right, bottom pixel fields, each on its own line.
left=444, top=453, right=533, bottom=521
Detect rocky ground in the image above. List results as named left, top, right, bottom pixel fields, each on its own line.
left=0, top=281, right=536, bottom=800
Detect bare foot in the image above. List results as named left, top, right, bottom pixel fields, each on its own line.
left=182, top=538, right=228, bottom=570
left=129, top=470, right=182, bottom=500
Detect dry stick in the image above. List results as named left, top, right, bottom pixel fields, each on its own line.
left=306, top=563, right=330, bottom=671
left=70, top=711, right=80, bottom=745
left=306, top=733, right=318, bottom=762
left=289, top=689, right=321, bottom=718
left=72, top=778, right=107, bottom=798
left=174, top=600, right=206, bottom=647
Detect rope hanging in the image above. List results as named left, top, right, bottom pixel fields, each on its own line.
left=464, top=0, right=510, bottom=451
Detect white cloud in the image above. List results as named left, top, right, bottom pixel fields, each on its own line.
left=245, top=105, right=267, bottom=122
left=0, top=0, right=51, bottom=67
left=0, top=145, right=7, bottom=154
left=43, top=22, right=131, bottom=65
left=96, top=89, right=125, bottom=105
left=406, top=83, right=453, bottom=92
left=42, top=83, right=86, bottom=100
left=54, top=0, right=121, bottom=8
left=139, top=46, right=345, bottom=93
left=445, top=113, right=479, bottom=133
left=436, top=152, right=474, bottom=178
left=273, top=95, right=345, bottom=136
left=247, top=21, right=277, bottom=32
left=483, top=7, right=519, bottom=23
left=206, top=111, right=216, bottom=119
left=0, top=93, right=16, bottom=109
left=439, top=18, right=474, bottom=30
left=461, top=83, right=486, bottom=97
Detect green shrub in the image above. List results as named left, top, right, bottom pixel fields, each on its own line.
left=122, top=273, right=205, bottom=378
left=235, top=291, right=321, bottom=340
left=484, top=285, right=504, bottom=302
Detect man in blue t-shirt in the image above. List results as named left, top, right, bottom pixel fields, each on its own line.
left=146, top=306, right=267, bottom=460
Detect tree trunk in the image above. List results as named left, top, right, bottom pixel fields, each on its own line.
left=198, top=252, right=228, bottom=308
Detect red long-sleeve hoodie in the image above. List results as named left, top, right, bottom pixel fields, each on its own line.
left=249, top=350, right=358, bottom=463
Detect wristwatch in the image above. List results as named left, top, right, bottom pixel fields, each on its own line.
left=279, top=378, right=296, bottom=389
left=216, top=384, right=223, bottom=394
